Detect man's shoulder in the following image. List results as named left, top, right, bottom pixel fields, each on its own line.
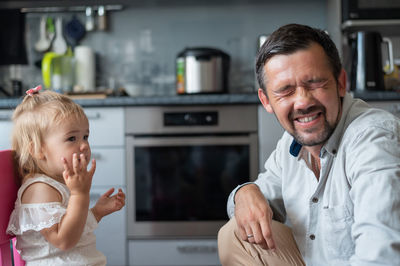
left=344, top=99, right=400, bottom=139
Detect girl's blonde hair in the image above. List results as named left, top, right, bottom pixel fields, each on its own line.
left=11, top=90, right=87, bottom=179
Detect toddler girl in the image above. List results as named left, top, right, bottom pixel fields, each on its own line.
left=7, top=86, right=125, bottom=265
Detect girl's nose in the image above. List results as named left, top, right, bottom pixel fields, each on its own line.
left=80, top=141, right=89, bottom=151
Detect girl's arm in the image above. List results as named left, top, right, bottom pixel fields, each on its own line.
left=40, top=153, right=95, bottom=251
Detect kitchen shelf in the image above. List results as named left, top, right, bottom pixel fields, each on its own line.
left=342, top=19, right=400, bottom=35
left=20, top=5, right=123, bottom=13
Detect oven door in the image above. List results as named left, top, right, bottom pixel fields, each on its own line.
left=126, top=133, right=258, bottom=239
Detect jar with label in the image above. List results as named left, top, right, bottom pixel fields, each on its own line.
left=384, top=59, right=400, bottom=90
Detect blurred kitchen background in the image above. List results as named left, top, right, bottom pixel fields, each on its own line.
left=2, top=1, right=400, bottom=266
left=0, top=0, right=328, bottom=97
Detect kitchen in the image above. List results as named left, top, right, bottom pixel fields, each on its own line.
left=1, top=0, right=400, bottom=265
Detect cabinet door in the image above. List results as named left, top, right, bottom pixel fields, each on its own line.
left=90, top=187, right=127, bottom=266
left=91, top=147, right=125, bottom=187
left=258, top=106, right=284, bottom=171
left=0, top=110, right=13, bottom=150
left=85, top=107, right=124, bottom=147
left=128, top=239, right=220, bottom=266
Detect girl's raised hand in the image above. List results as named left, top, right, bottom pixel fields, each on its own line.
left=61, top=153, right=96, bottom=195
left=91, top=188, right=126, bottom=222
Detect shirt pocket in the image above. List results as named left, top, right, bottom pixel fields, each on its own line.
left=322, top=204, right=355, bottom=259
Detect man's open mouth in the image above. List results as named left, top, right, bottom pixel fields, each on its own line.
left=296, top=113, right=320, bottom=123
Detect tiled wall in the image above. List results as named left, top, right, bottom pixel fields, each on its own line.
left=0, top=0, right=326, bottom=96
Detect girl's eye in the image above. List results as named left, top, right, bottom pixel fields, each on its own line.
left=67, top=136, right=76, bottom=141
left=84, top=135, right=89, bottom=141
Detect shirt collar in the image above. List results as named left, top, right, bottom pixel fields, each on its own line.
left=289, top=92, right=354, bottom=158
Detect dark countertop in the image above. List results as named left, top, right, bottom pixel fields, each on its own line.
left=0, top=93, right=261, bottom=109
left=1, top=91, right=400, bottom=110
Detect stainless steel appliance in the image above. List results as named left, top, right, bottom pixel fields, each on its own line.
left=342, top=0, right=400, bottom=21
left=125, top=105, right=258, bottom=239
left=176, top=47, right=230, bottom=94
left=350, top=31, right=394, bottom=91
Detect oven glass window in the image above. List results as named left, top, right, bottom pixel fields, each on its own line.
left=134, top=145, right=249, bottom=221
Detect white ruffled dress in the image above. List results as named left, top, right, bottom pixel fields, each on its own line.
left=6, top=175, right=106, bottom=266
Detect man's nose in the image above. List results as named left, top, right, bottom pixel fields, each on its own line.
left=293, top=86, right=314, bottom=110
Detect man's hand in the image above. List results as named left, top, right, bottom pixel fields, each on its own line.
left=234, top=184, right=276, bottom=250
left=91, top=188, right=126, bottom=222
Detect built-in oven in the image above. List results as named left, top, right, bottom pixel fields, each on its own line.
left=125, top=105, right=258, bottom=239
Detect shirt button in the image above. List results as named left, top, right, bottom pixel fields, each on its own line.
left=312, top=197, right=318, bottom=203
left=310, top=234, right=315, bottom=240
left=332, top=149, right=337, bottom=154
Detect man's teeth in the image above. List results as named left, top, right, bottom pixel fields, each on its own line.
left=298, top=114, right=318, bottom=123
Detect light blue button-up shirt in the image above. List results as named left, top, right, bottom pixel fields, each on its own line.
left=227, top=93, right=400, bottom=265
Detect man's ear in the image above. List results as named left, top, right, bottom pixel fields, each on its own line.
left=338, top=68, right=347, bottom=97
left=258, top=88, right=274, bottom=113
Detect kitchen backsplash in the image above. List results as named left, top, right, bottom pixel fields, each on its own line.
left=0, top=0, right=326, bottom=96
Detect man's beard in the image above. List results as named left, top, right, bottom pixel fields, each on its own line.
left=292, top=117, right=336, bottom=146
left=289, top=105, right=336, bottom=147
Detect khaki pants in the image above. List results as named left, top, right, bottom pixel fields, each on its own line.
left=218, top=217, right=305, bottom=266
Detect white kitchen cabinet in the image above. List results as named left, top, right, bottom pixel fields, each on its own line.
left=90, top=147, right=125, bottom=187
left=85, top=107, right=127, bottom=266
left=128, top=239, right=220, bottom=266
left=85, top=107, right=125, bottom=146
left=90, top=187, right=127, bottom=266
left=0, top=110, right=13, bottom=150
left=257, top=105, right=284, bottom=171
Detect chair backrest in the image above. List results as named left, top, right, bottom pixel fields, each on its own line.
left=0, top=150, right=25, bottom=266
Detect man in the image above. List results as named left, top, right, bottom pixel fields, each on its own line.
left=218, top=23, right=400, bottom=265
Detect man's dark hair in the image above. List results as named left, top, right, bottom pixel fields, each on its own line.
left=256, top=23, right=342, bottom=93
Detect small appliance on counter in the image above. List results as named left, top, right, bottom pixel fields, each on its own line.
left=350, top=31, right=394, bottom=91
left=176, top=47, right=230, bottom=94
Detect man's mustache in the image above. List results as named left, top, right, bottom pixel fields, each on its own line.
left=289, top=105, right=326, bottom=120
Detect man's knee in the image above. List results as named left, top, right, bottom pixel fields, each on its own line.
left=218, top=218, right=237, bottom=264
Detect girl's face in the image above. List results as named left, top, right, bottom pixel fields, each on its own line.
left=38, top=115, right=91, bottom=182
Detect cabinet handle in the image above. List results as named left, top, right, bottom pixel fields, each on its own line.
left=91, top=152, right=102, bottom=160
left=177, top=245, right=217, bottom=254
left=86, top=112, right=101, bottom=120
left=0, top=113, right=12, bottom=121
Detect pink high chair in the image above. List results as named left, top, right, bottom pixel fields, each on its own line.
left=0, top=150, right=25, bottom=266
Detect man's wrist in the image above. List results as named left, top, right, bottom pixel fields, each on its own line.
left=234, top=182, right=258, bottom=203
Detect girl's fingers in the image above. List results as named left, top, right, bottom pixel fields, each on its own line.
left=61, top=157, right=71, bottom=179
left=88, top=158, right=96, bottom=177
left=102, top=187, right=115, bottom=198
left=80, top=153, right=87, bottom=168
left=72, top=153, right=80, bottom=172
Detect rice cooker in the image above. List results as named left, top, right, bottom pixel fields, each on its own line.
left=176, top=47, right=230, bottom=94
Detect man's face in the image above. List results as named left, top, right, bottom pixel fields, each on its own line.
left=258, top=42, right=346, bottom=147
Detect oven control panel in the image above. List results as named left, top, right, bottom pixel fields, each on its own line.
left=164, top=111, right=218, bottom=126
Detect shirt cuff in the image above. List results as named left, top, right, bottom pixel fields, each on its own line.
left=227, top=182, right=257, bottom=218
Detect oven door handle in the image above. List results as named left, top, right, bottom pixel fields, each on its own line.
left=129, top=134, right=256, bottom=146
left=177, top=244, right=218, bottom=254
